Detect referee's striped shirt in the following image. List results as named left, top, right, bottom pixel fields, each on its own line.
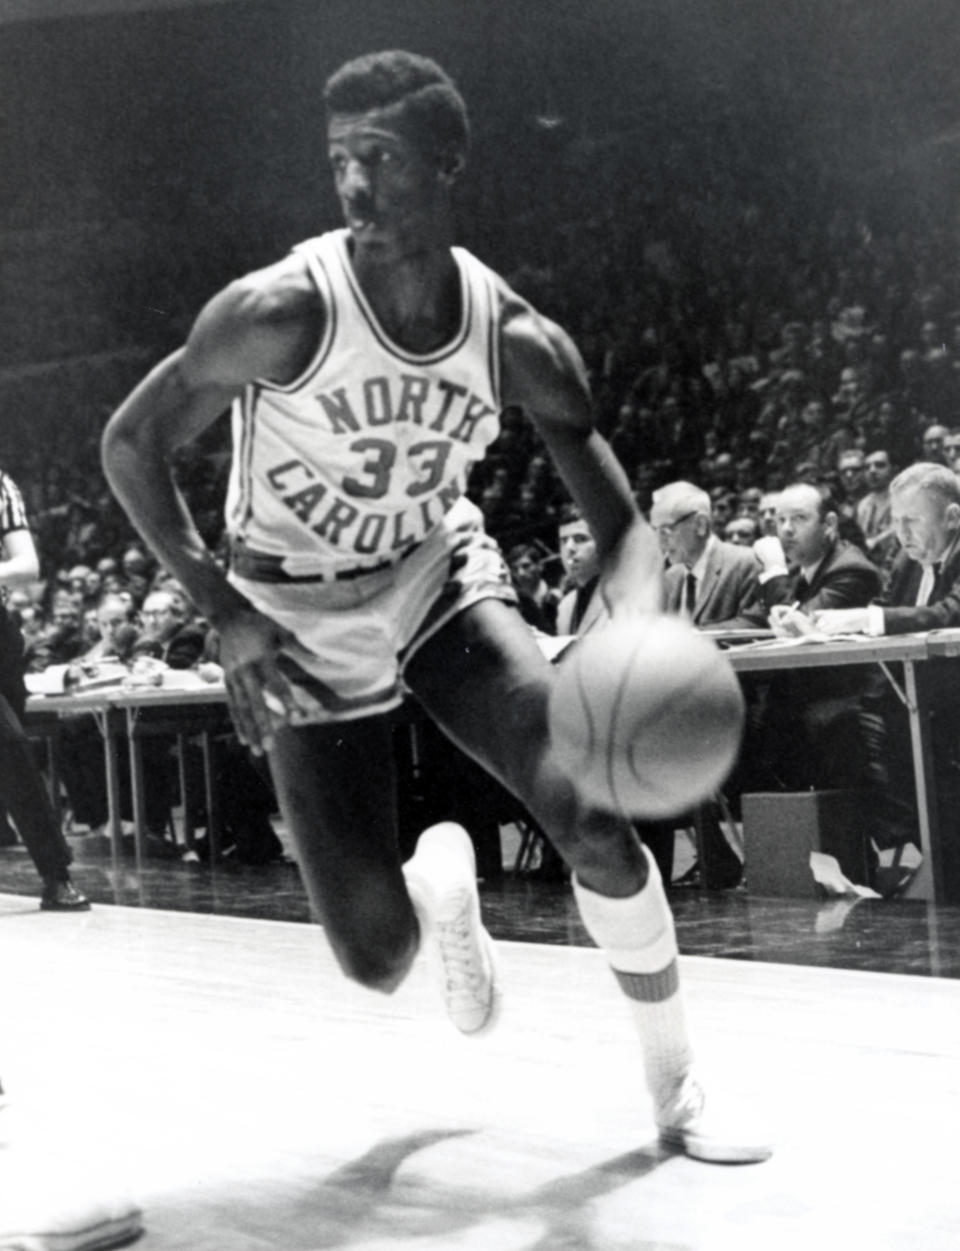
left=0, top=470, right=28, bottom=539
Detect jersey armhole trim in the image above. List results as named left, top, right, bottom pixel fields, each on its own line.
left=250, top=244, right=338, bottom=396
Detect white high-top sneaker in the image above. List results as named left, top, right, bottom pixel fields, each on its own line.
left=405, top=822, right=501, bottom=1036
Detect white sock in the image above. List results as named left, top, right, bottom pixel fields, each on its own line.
left=573, top=846, right=694, bottom=1113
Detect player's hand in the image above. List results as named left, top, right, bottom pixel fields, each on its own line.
left=215, top=607, right=301, bottom=754
left=600, top=520, right=664, bottom=620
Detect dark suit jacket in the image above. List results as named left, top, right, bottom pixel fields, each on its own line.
left=132, top=621, right=208, bottom=671
left=556, top=579, right=607, bottom=637
left=760, top=539, right=881, bottom=614
left=877, top=542, right=960, bottom=635
left=663, top=539, right=767, bottom=629
left=762, top=539, right=881, bottom=712
left=871, top=540, right=960, bottom=714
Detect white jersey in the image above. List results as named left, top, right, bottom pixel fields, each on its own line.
left=225, top=228, right=504, bottom=577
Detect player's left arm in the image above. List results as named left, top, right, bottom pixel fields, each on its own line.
left=499, top=303, right=663, bottom=618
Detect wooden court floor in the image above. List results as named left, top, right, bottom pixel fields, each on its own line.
left=1, top=891, right=957, bottom=1251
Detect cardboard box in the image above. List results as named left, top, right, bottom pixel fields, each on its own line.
left=742, top=790, right=871, bottom=897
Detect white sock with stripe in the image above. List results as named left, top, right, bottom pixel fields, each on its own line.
left=572, top=846, right=694, bottom=1114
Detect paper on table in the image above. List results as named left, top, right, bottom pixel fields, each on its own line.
left=24, top=662, right=130, bottom=695
left=745, top=632, right=872, bottom=649
left=810, top=851, right=880, bottom=898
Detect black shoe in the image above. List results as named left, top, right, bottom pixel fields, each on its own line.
left=144, top=833, right=181, bottom=860
left=702, top=863, right=744, bottom=891
left=40, top=877, right=91, bottom=911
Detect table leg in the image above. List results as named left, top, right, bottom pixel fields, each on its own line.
left=200, top=731, right=221, bottom=863
left=176, top=733, right=196, bottom=853
left=96, top=709, right=124, bottom=858
left=126, top=708, right=146, bottom=864
left=902, top=659, right=943, bottom=902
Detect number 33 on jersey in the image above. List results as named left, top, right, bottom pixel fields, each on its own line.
left=226, top=228, right=505, bottom=573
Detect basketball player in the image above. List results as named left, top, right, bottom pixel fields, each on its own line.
left=102, top=51, right=769, bottom=1163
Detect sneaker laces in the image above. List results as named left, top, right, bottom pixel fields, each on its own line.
left=434, top=906, right=486, bottom=996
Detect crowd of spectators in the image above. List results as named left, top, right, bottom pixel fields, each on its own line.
left=6, top=129, right=960, bottom=659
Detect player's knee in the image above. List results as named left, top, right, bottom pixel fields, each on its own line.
left=334, top=932, right=415, bottom=994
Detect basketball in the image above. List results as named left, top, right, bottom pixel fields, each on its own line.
left=548, top=615, right=745, bottom=818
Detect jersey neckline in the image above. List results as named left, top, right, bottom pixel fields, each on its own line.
left=332, top=228, right=473, bottom=366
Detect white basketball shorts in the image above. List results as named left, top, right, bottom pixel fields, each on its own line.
left=229, top=499, right=518, bottom=724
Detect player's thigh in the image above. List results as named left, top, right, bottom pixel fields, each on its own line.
left=407, top=601, right=647, bottom=890
left=266, top=715, right=410, bottom=928
left=404, top=598, right=554, bottom=799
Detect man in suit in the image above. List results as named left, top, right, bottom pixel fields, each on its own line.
left=131, top=585, right=208, bottom=668
left=653, top=481, right=767, bottom=632
left=751, top=481, right=881, bottom=793
left=649, top=482, right=768, bottom=888
left=816, top=463, right=960, bottom=895
left=856, top=448, right=896, bottom=566
left=755, top=482, right=881, bottom=618
left=555, top=503, right=606, bottom=636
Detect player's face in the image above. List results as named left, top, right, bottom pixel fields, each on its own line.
left=327, top=108, right=448, bottom=261
left=558, top=521, right=599, bottom=587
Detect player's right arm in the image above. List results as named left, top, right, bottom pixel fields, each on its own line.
left=102, top=257, right=323, bottom=752
left=498, top=296, right=663, bottom=619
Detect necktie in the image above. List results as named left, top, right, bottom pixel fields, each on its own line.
left=794, top=574, right=809, bottom=604
left=916, top=562, right=941, bottom=607
left=683, top=570, right=697, bottom=616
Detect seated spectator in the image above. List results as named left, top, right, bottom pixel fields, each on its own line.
left=505, top=542, right=560, bottom=634
left=752, top=482, right=881, bottom=792
left=708, top=486, right=739, bottom=538
left=131, top=585, right=207, bottom=669
left=736, top=486, right=762, bottom=524
left=921, top=423, right=950, bottom=466
left=78, top=591, right=138, bottom=664
left=758, top=491, right=780, bottom=536
left=815, top=463, right=960, bottom=896
left=944, top=428, right=960, bottom=476
left=856, top=448, right=898, bottom=570
left=651, top=481, right=767, bottom=630
left=120, top=545, right=153, bottom=608
left=725, top=515, right=759, bottom=546
left=836, top=448, right=866, bottom=519
left=650, top=481, right=768, bottom=888
left=555, top=503, right=604, bottom=636
left=30, top=589, right=84, bottom=668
